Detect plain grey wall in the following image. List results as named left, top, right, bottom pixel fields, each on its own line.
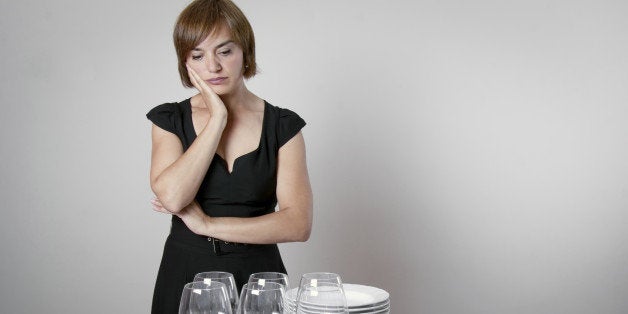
left=1, top=0, right=627, bottom=313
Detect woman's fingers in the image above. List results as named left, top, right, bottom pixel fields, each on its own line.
left=187, top=65, right=212, bottom=94
left=151, top=197, right=171, bottom=214
left=185, top=64, right=227, bottom=119
left=186, top=64, right=202, bottom=91
left=186, top=65, right=226, bottom=115
left=151, top=197, right=163, bottom=206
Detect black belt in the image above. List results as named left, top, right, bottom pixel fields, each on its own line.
left=169, top=219, right=272, bottom=256
left=206, top=237, right=250, bottom=255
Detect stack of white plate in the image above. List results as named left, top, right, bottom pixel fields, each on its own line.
left=285, top=284, right=390, bottom=313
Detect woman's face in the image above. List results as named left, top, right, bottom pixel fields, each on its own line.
left=186, top=25, right=245, bottom=96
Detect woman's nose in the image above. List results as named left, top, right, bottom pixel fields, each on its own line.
left=206, top=56, right=222, bottom=72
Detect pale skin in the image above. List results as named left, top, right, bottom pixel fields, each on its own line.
left=149, top=25, right=312, bottom=244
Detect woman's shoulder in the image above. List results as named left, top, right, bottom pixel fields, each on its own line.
left=147, top=98, right=190, bottom=116
left=265, top=101, right=304, bottom=120
left=264, top=100, right=306, bottom=147
left=146, top=98, right=191, bottom=133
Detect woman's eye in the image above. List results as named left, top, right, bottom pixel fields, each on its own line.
left=218, top=49, right=231, bottom=56
left=191, top=55, right=203, bottom=60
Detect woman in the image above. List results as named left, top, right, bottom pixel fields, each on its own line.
left=146, top=0, right=313, bottom=312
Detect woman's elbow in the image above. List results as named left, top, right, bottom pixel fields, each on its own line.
left=160, top=198, right=186, bottom=213
left=293, top=216, right=312, bottom=242
left=151, top=184, right=187, bottom=213
left=297, top=227, right=311, bottom=242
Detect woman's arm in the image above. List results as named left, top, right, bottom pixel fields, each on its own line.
left=149, top=66, right=227, bottom=213
left=153, top=132, right=313, bottom=244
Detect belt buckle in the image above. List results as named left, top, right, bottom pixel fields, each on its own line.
left=208, top=237, right=223, bottom=255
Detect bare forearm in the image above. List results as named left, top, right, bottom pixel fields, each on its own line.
left=172, top=200, right=311, bottom=244
left=152, top=117, right=225, bottom=211
left=168, top=197, right=314, bottom=245
left=207, top=209, right=311, bottom=244
left=207, top=209, right=312, bottom=244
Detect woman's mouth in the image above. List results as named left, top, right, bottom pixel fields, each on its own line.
left=207, top=77, right=227, bottom=85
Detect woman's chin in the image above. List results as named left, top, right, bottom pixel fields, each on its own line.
left=210, top=85, right=234, bottom=96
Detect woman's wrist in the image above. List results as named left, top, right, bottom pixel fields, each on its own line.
left=209, top=114, right=228, bottom=131
left=197, top=115, right=227, bottom=137
left=201, top=215, right=213, bottom=237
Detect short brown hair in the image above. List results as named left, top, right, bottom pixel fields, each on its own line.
left=173, top=0, right=257, bottom=87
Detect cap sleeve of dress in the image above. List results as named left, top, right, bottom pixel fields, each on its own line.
left=277, top=108, right=306, bottom=148
left=146, top=103, right=179, bottom=134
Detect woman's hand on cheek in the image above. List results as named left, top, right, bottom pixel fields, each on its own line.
left=186, top=64, right=228, bottom=121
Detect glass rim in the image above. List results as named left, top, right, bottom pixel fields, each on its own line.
left=183, top=281, right=228, bottom=291
left=299, top=281, right=344, bottom=288
left=301, top=272, right=341, bottom=278
left=249, top=271, right=288, bottom=278
left=194, top=271, right=234, bottom=278
left=242, top=281, right=285, bottom=291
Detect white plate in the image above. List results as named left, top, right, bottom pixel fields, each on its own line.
left=295, top=301, right=389, bottom=311
left=343, top=284, right=389, bottom=308
left=351, top=309, right=389, bottom=314
left=349, top=302, right=390, bottom=312
left=287, top=283, right=390, bottom=309
left=293, top=306, right=390, bottom=314
left=349, top=303, right=390, bottom=313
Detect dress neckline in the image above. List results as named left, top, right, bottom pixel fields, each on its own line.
left=184, top=98, right=269, bottom=175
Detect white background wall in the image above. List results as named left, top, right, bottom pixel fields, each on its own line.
left=1, top=0, right=627, bottom=313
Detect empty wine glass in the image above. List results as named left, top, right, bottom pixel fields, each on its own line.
left=296, top=282, right=346, bottom=314
left=194, top=271, right=239, bottom=312
left=297, top=272, right=342, bottom=297
left=293, top=273, right=344, bottom=314
left=299, top=272, right=342, bottom=289
left=248, top=272, right=290, bottom=290
left=179, top=281, right=232, bottom=314
left=237, top=282, right=285, bottom=314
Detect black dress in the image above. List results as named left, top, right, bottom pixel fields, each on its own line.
left=146, top=98, right=306, bottom=314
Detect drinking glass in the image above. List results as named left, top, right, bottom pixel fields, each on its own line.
left=179, top=281, right=232, bottom=314
left=194, top=271, right=239, bottom=312
left=248, top=272, right=290, bottom=290
left=297, top=273, right=342, bottom=298
left=237, top=282, right=285, bottom=314
left=295, top=282, right=347, bottom=314
left=298, top=272, right=342, bottom=289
